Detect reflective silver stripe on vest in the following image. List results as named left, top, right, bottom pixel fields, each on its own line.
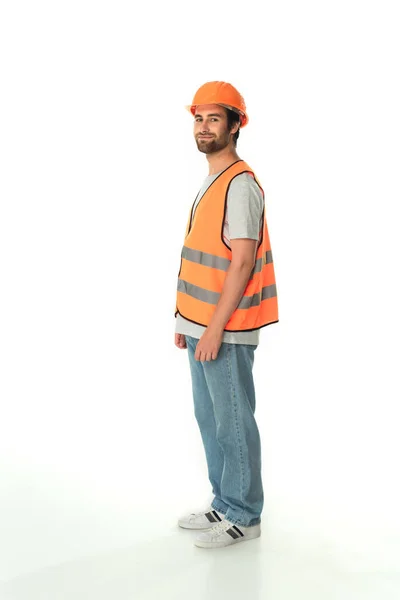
left=237, top=284, right=277, bottom=309
left=177, top=279, right=221, bottom=305
left=252, top=250, right=273, bottom=275
left=182, top=246, right=273, bottom=274
left=177, top=279, right=277, bottom=308
left=181, top=247, right=231, bottom=271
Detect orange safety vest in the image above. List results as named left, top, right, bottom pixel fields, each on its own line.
left=175, top=159, right=279, bottom=331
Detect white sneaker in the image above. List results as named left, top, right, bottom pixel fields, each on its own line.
left=178, top=507, right=225, bottom=530
left=194, top=519, right=261, bottom=548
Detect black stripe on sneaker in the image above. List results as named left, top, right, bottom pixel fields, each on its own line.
left=205, top=512, right=217, bottom=523
left=212, top=510, right=222, bottom=522
left=226, top=528, right=239, bottom=539
left=232, top=525, right=244, bottom=537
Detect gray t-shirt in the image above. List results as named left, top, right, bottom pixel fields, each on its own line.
left=175, top=170, right=264, bottom=345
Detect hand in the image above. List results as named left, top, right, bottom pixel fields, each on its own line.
left=175, top=333, right=187, bottom=349
left=195, top=328, right=223, bottom=362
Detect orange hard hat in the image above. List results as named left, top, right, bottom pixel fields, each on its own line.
left=186, top=81, right=249, bottom=127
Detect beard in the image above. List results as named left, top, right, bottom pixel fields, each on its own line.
left=195, top=131, right=230, bottom=154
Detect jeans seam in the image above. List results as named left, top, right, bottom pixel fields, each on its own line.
left=226, top=345, right=246, bottom=525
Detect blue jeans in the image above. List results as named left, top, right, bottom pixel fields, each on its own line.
left=185, top=335, right=264, bottom=527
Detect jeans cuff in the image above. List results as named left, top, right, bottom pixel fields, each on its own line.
left=210, top=502, right=227, bottom=516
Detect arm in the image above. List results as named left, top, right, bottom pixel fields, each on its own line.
left=208, top=238, right=257, bottom=332
left=194, top=238, right=257, bottom=361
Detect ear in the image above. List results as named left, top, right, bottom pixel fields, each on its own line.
left=230, top=122, right=240, bottom=135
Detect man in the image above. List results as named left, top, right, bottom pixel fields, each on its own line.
left=174, top=81, right=279, bottom=549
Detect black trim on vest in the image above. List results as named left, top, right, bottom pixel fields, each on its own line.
left=221, top=170, right=265, bottom=251
left=174, top=308, right=279, bottom=333
left=177, top=160, right=244, bottom=283
left=187, top=159, right=244, bottom=236
left=175, top=158, right=244, bottom=282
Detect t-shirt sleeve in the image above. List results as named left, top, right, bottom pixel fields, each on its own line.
left=224, top=173, right=264, bottom=242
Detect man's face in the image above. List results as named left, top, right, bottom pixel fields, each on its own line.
left=193, top=104, right=236, bottom=154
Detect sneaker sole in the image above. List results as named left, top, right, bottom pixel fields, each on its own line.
left=194, top=527, right=261, bottom=548
left=178, top=522, right=215, bottom=530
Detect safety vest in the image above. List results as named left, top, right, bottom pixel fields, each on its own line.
left=175, top=159, right=279, bottom=331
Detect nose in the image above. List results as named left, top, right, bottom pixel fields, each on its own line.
left=199, top=121, right=210, bottom=134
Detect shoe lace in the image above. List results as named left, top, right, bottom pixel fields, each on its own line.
left=192, top=510, right=211, bottom=518
left=188, top=510, right=212, bottom=521
left=209, top=520, right=229, bottom=535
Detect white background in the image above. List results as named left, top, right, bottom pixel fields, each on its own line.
left=1, top=0, right=399, bottom=591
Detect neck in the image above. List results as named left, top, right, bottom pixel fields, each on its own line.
left=206, top=146, right=241, bottom=175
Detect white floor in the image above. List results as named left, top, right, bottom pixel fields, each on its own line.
left=0, top=464, right=399, bottom=600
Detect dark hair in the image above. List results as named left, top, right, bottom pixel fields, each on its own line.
left=226, top=108, right=241, bottom=146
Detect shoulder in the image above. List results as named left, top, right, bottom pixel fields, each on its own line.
left=230, top=171, right=263, bottom=192
left=227, top=172, right=264, bottom=209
